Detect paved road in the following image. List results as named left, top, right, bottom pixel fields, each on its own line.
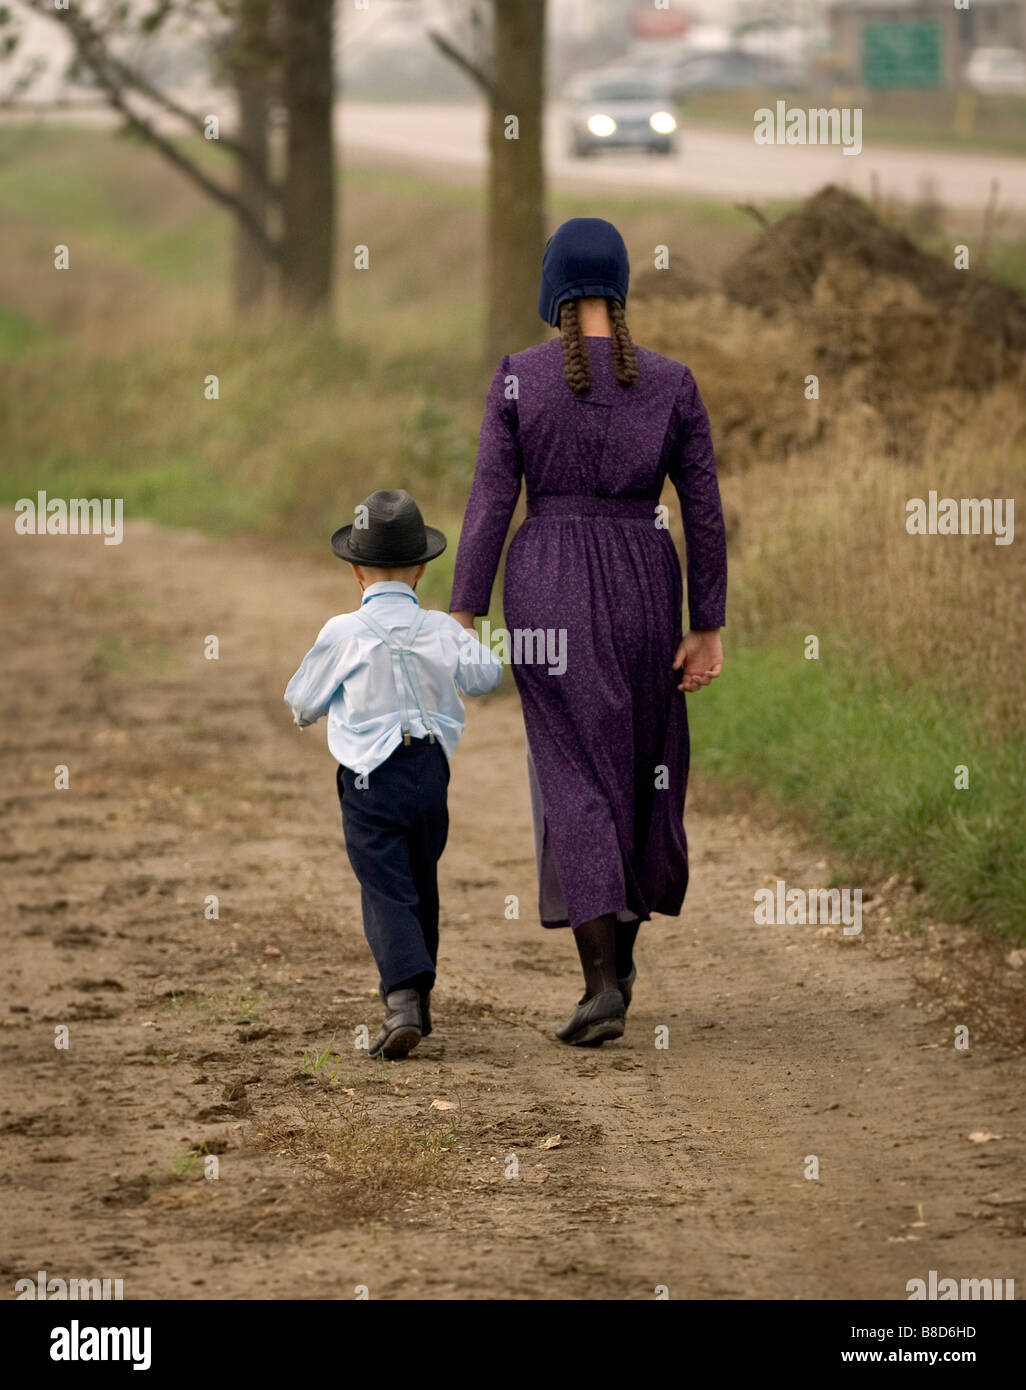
left=7, top=93, right=1022, bottom=211
left=340, top=100, right=1026, bottom=211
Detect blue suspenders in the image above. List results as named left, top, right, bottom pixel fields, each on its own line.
left=356, top=605, right=437, bottom=745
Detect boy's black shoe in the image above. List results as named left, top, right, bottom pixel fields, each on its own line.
left=369, top=989, right=423, bottom=1059
left=379, top=978, right=433, bottom=1038
left=556, top=989, right=626, bottom=1047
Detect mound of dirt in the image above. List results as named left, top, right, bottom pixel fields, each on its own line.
left=633, top=186, right=1026, bottom=468
left=721, top=185, right=1026, bottom=394
left=631, top=292, right=841, bottom=472
left=723, top=186, right=957, bottom=311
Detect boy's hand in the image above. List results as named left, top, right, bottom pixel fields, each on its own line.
left=450, top=610, right=477, bottom=631
left=673, top=629, right=723, bottom=693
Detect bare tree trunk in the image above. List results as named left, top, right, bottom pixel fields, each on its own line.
left=231, top=0, right=272, bottom=314
left=486, top=0, right=546, bottom=363
left=281, top=0, right=336, bottom=316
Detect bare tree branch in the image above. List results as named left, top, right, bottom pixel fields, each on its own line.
left=20, top=0, right=281, bottom=200
left=427, top=27, right=492, bottom=95
left=108, top=81, right=282, bottom=261
left=16, top=0, right=281, bottom=260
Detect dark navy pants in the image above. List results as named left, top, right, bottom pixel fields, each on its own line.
left=337, top=736, right=450, bottom=995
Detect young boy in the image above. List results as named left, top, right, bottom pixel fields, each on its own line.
left=284, top=489, right=502, bottom=1059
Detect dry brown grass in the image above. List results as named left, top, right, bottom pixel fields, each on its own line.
left=713, top=398, right=1026, bottom=732
left=255, top=1092, right=460, bottom=1220
left=635, top=280, right=1026, bottom=734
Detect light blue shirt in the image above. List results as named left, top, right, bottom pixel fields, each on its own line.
left=284, top=582, right=503, bottom=775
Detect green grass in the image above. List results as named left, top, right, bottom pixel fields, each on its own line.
left=143, top=1149, right=204, bottom=1185
left=689, top=643, right=1026, bottom=941
left=0, top=320, right=482, bottom=622
left=0, top=305, right=51, bottom=358
left=91, top=634, right=180, bottom=678
left=301, top=1037, right=341, bottom=1080
left=0, top=125, right=227, bottom=284
left=989, top=238, right=1026, bottom=297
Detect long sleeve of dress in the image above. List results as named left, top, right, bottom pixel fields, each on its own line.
left=449, top=357, right=523, bottom=616
left=667, top=369, right=728, bottom=630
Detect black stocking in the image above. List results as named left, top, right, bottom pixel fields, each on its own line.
left=614, top=921, right=640, bottom=979
left=572, top=914, right=618, bottom=998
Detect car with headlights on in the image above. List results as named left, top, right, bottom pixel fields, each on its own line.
left=567, top=71, right=678, bottom=157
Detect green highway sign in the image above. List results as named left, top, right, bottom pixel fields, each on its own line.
left=863, top=20, right=943, bottom=90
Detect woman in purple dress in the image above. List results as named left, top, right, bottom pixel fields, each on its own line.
left=450, top=218, right=726, bottom=1046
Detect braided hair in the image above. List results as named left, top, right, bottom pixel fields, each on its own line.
left=559, top=298, right=639, bottom=395
left=609, top=298, right=639, bottom=389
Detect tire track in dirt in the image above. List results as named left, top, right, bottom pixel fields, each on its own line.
left=1, top=520, right=1022, bottom=1301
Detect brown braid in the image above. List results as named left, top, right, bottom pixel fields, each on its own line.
left=559, top=298, right=639, bottom=394
left=559, top=298, right=591, bottom=396
left=609, top=299, right=639, bottom=387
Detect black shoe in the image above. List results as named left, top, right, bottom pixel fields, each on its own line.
left=381, top=977, right=433, bottom=1038
left=618, top=964, right=637, bottom=1013
left=369, top=988, right=423, bottom=1059
left=556, top=989, right=626, bottom=1047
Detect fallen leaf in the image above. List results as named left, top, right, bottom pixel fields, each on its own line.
left=431, top=1099, right=457, bottom=1111
left=1006, top=949, right=1026, bottom=971
left=539, top=1134, right=562, bottom=1149
left=263, top=945, right=281, bottom=957
left=967, top=1131, right=1002, bottom=1143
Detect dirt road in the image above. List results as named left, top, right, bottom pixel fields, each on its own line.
left=1, top=521, right=1022, bottom=1301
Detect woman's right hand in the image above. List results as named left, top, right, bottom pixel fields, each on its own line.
left=673, top=629, right=723, bottom=693
left=450, top=610, right=477, bottom=631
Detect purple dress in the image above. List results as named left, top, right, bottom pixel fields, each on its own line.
left=450, top=336, right=727, bottom=929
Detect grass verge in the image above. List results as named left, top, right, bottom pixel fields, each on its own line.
left=688, top=643, right=1026, bottom=941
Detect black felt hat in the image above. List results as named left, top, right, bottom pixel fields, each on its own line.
left=330, top=490, right=447, bottom=566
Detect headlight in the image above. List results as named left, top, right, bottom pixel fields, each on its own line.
left=586, top=114, right=617, bottom=137
left=649, top=111, right=677, bottom=134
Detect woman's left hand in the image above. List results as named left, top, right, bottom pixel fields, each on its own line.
left=673, top=629, right=723, bottom=693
